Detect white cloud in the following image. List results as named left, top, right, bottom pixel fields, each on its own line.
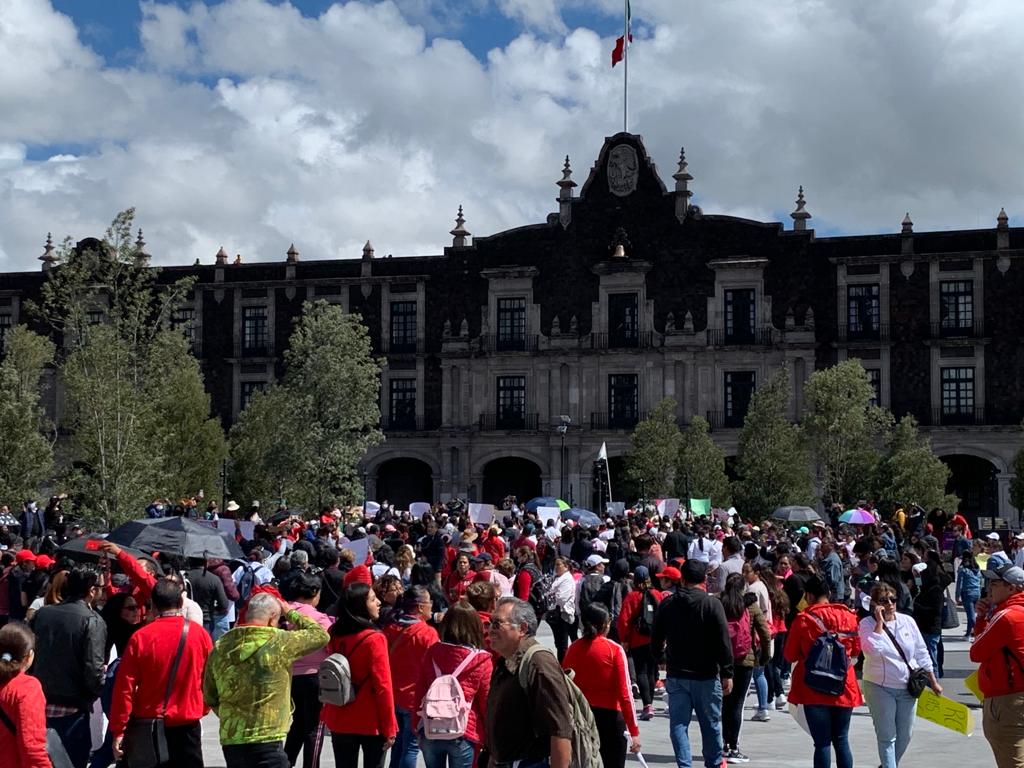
left=0, top=0, right=1022, bottom=273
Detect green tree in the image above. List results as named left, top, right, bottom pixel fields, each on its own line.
left=1012, top=422, right=1024, bottom=514
left=732, top=368, right=814, bottom=518
left=229, top=301, right=383, bottom=509
left=675, top=415, right=731, bottom=508
left=625, top=398, right=682, bottom=499
left=802, top=359, right=893, bottom=508
left=0, top=326, right=56, bottom=503
left=873, top=415, right=958, bottom=512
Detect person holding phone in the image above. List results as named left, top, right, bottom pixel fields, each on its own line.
left=858, top=584, right=939, bottom=768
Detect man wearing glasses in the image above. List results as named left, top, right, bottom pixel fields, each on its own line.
left=970, top=553, right=1024, bottom=768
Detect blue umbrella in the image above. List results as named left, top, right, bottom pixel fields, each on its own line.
left=524, top=496, right=570, bottom=512
left=561, top=507, right=602, bottom=528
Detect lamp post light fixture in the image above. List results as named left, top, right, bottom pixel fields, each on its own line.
left=557, top=415, right=571, bottom=501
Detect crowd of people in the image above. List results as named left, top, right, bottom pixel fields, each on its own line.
left=0, top=497, right=1022, bottom=768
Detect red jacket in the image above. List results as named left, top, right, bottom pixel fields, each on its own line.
left=116, top=550, right=157, bottom=610
left=784, top=603, right=862, bottom=708
left=445, top=570, right=476, bottom=604
left=321, top=629, right=398, bottom=738
left=563, top=636, right=639, bottom=737
left=384, top=619, right=440, bottom=712
left=109, top=616, right=213, bottom=736
left=412, top=642, right=492, bottom=745
left=513, top=569, right=533, bottom=602
left=481, top=535, right=506, bottom=563
left=970, top=592, right=1024, bottom=697
left=617, top=588, right=663, bottom=649
left=0, top=672, right=48, bottom=768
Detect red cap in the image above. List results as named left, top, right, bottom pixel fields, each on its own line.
left=34, top=555, right=54, bottom=569
left=660, top=566, right=682, bottom=582
left=343, top=564, right=373, bottom=588
left=15, top=549, right=36, bottom=564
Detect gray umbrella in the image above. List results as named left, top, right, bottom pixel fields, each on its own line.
left=107, top=517, right=244, bottom=560
left=770, top=505, right=822, bottom=523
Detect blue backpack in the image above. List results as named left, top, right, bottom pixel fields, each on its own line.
left=803, top=611, right=853, bottom=696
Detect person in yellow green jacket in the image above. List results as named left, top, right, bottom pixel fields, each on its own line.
left=203, top=591, right=330, bottom=768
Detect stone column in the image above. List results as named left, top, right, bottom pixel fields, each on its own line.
left=997, top=472, right=1018, bottom=527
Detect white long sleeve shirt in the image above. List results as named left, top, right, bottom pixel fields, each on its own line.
left=858, top=612, right=933, bottom=688
left=687, top=537, right=723, bottom=565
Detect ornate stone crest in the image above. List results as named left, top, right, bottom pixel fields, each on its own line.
left=607, top=144, right=638, bottom=197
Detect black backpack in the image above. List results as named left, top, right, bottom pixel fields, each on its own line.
left=633, top=589, right=658, bottom=635
left=803, top=611, right=853, bottom=695
left=578, top=573, right=605, bottom=614
left=235, top=564, right=257, bottom=612
left=522, top=564, right=553, bottom=616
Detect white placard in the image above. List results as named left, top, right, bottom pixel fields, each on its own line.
left=536, top=506, right=562, bottom=523
left=363, top=501, right=380, bottom=517
left=468, top=503, right=495, bottom=524
left=657, top=498, right=680, bottom=518
left=606, top=502, right=625, bottom=517
left=409, top=502, right=431, bottom=518
left=344, top=537, right=371, bottom=565
left=217, top=518, right=255, bottom=541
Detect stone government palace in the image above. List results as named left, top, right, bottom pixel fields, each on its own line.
left=3, top=132, right=1022, bottom=528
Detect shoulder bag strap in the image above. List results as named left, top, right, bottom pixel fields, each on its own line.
left=881, top=624, right=914, bottom=671
left=450, top=649, right=484, bottom=680
left=0, top=704, right=15, bottom=734
left=161, top=617, right=191, bottom=718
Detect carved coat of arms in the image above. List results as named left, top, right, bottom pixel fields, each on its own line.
left=607, top=144, right=638, bottom=197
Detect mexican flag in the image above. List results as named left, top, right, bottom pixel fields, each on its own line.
left=611, top=0, right=632, bottom=67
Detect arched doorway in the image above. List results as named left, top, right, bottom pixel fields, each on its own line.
left=482, top=457, right=542, bottom=507
left=376, top=457, right=433, bottom=510
left=941, top=454, right=998, bottom=528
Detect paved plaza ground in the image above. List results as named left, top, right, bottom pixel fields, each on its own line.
left=198, top=616, right=990, bottom=768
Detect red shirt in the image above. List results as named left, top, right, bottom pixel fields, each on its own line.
left=481, top=535, right=506, bottom=563
left=321, top=629, right=398, bottom=738
left=513, top=569, right=533, bottom=602
left=0, top=672, right=48, bottom=768
left=384, top=620, right=440, bottom=712
left=784, top=603, right=863, bottom=708
left=413, top=643, right=492, bottom=745
left=970, top=592, right=1024, bottom=697
left=116, top=550, right=157, bottom=614
left=445, top=570, right=476, bottom=603
left=562, top=636, right=639, bottom=737
left=617, top=588, right=663, bottom=649
left=109, top=616, right=213, bottom=736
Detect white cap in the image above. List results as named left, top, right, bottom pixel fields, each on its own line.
left=986, top=532, right=1001, bottom=540
left=912, top=562, right=928, bottom=574
left=585, top=554, right=609, bottom=567
left=1015, top=533, right=1024, bottom=541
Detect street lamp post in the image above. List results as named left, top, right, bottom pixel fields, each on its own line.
left=557, top=415, right=571, bottom=501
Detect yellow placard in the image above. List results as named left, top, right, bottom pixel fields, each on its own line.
left=916, top=688, right=975, bottom=735
left=964, top=671, right=984, bottom=702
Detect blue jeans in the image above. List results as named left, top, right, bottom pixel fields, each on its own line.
left=48, top=710, right=93, bottom=768
left=862, top=680, right=917, bottom=768
left=922, top=634, right=941, bottom=677
left=420, top=736, right=475, bottom=768
left=390, top=708, right=420, bottom=768
left=802, top=704, right=853, bottom=768
left=665, top=676, right=724, bottom=768
left=962, top=594, right=979, bottom=636
left=751, top=666, right=768, bottom=709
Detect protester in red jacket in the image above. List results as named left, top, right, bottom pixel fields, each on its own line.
left=617, top=566, right=663, bottom=720
left=322, top=582, right=398, bottom=768
left=384, top=587, right=440, bottom=768
left=99, top=541, right=158, bottom=611
left=564, top=603, right=640, bottom=768
left=413, top=603, right=492, bottom=768
left=0, top=622, right=48, bottom=768
left=481, top=527, right=506, bottom=563
left=445, top=553, right=476, bottom=604
left=784, top=574, right=861, bottom=768
left=110, top=579, right=213, bottom=764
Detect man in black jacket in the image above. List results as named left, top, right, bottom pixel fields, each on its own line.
left=31, top=563, right=106, bottom=768
left=651, top=560, right=732, bottom=768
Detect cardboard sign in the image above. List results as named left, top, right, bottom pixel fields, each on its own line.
left=363, top=501, right=381, bottom=517
left=689, top=498, right=711, bottom=517
left=468, top=503, right=495, bottom=525
left=657, top=498, right=680, bottom=517
left=606, top=502, right=625, bottom=517
left=916, top=688, right=974, bottom=735
left=409, top=502, right=431, bottom=518
left=964, top=671, right=984, bottom=702
left=537, top=506, right=562, bottom=522
left=217, top=518, right=255, bottom=541
left=342, top=537, right=371, bottom=565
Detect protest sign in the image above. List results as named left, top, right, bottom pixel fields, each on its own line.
left=468, top=503, right=495, bottom=525
left=216, top=518, right=255, bottom=541
left=409, top=501, right=431, bottom=517
left=689, top=498, right=711, bottom=517
left=916, top=688, right=974, bottom=735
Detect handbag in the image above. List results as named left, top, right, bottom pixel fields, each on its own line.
left=122, top=617, right=190, bottom=768
left=0, top=701, right=75, bottom=768
left=941, top=593, right=960, bottom=630
left=882, top=624, right=930, bottom=698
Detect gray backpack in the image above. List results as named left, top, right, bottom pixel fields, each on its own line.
left=318, top=633, right=372, bottom=706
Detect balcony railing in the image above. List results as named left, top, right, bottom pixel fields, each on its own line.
left=837, top=324, right=890, bottom=343
left=381, top=414, right=419, bottom=432
left=590, top=331, right=654, bottom=350
left=241, top=343, right=271, bottom=358
left=479, top=334, right=538, bottom=353
left=929, top=407, right=987, bottom=426
left=590, top=411, right=646, bottom=430
left=478, top=412, right=539, bottom=431
left=930, top=319, right=985, bottom=339
left=706, top=410, right=746, bottom=430
left=380, top=338, right=423, bottom=354
left=707, top=328, right=775, bottom=347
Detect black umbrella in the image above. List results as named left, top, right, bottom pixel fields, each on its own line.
left=770, top=505, right=822, bottom=524
left=56, top=536, right=160, bottom=571
left=107, top=517, right=244, bottom=560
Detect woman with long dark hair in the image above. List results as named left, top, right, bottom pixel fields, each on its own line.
left=755, top=562, right=790, bottom=711
left=0, top=622, right=49, bottom=768
left=545, top=557, right=578, bottom=662
left=616, top=565, right=662, bottom=721
left=322, top=583, right=398, bottom=768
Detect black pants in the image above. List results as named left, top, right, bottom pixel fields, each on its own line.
left=547, top=613, right=577, bottom=662
left=224, top=741, right=290, bottom=768
left=629, top=645, right=658, bottom=707
left=591, top=706, right=627, bottom=768
left=285, top=674, right=324, bottom=768
left=332, top=732, right=388, bottom=768
left=162, top=723, right=204, bottom=767
left=723, top=666, right=754, bottom=751
left=766, top=633, right=786, bottom=700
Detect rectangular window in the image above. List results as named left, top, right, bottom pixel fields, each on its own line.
left=389, top=301, right=417, bottom=353
left=496, top=376, right=526, bottom=429
left=847, top=284, right=880, bottom=339
left=86, top=309, right=105, bottom=325
left=240, top=381, right=265, bottom=411
left=866, top=368, right=881, bottom=407
left=939, top=281, right=974, bottom=334
left=0, top=313, right=10, bottom=354
left=242, top=306, right=269, bottom=354
left=941, top=367, right=974, bottom=419
left=497, top=297, right=527, bottom=351
left=724, top=371, right=756, bottom=427
left=608, top=293, right=639, bottom=347
left=724, top=289, right=755, bottom=343
left=172, top=308, right=195, bottom=348
left=608, top=374, right=639, bottom=428
left=389, top=379, right=417, bottom=430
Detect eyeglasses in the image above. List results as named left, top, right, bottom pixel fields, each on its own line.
left=488, top=619, right=516, bottom=631
left=875, top=597, right=896, bottom=605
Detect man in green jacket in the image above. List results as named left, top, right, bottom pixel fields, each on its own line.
left=203, top=591, right=330, bottom=768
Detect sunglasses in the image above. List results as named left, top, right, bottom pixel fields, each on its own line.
left=874, top=597, right=896, bottom=605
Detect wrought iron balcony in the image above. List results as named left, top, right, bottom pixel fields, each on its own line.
left=837, top=324, right=890, bottom=343
left=590, top=411, right=646, bottom=430
left=707, top=328, right=775, bottom=347
left=930, top=319, right=985, bottom=339
left=478, top=334, right=538, bottom=353
left=380, top=338, right=424, bottom=354
left=478, top=412, right=539, bottom=431
left=706, top=410, right=746, bottom=430
left=590, top=331, right=654, bottom=350
left=929, top=407, right=987, bottom=426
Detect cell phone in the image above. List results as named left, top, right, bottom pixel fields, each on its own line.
left=85, top=539, right=102, bottom=551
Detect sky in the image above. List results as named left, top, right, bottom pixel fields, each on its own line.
left=1, top=0, right=1022, bottom=270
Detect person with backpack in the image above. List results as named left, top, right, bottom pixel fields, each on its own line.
left=563, top=603, right=641, bottom=768
left=545, top=557, right=579, bottom=663
left=783, top=574, right=861, bottom=768
left=412, top=603, right=492, bottom=768
left=577, top=555, right=609, bottom=616
left=383, top=587, right=440, bottom=768
left=718, top=574, right=771, bottom=764
left=616, top=565, right=663, bottom=721
left=321, top=582, right=398, bottom=768
left=512, top=547, right=546, bottom=612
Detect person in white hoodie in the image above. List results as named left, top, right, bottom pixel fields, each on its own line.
left=858, top=583, right=941, bottom=768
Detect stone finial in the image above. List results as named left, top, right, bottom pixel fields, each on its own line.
left=804, top=306, right=816, bottom=329
left=997, top=207, right=1010, bottom=251
left=286, top=243, right=299, bottom=263
left=665, top=312, right=675, bottom=333
left=443, top=318, right=452, bottom=338
left=551, top=315, right=561, bottom=335
left=134, top=229, right=149, bottom=267
left=215, top=246, right=228, bottom=265
left=785, top=307, right=796, bottom=329
left=135, top=228, right=146, bottom=252
left=901, top=213, right=914, bottom=255
left=233, top=253, right=243, bottom=265
left=459, top=318, right=469, bottom=337
left=901, top=213, right=913, bottom=235
left=673, top=147, right=694, bottom=223
left=998, top=208, right=1009, bottom=229
left=557, top=156, right=577, bottom=201
left=569, top=314, right=578, bottom=334
left=39, top=232, right=57, bottom=271
left=682, top=310, right=694, bottom=333
left=451, top=206, right=471, bottom=247
left=791, top=186, right=812, bottom=231
left=362, top=240, right=374, bottom=260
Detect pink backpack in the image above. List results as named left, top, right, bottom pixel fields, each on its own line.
left=419, top=651, right=485, bottom=740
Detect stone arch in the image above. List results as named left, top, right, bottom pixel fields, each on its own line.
left=938, top=453, right=1000, bottom=525
left=374, top=456, right=435, bottom=510
left=481, top=456, right=543, bottom=508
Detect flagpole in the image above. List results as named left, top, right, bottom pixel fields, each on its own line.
left=623, top=0, right=628, bottom=132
